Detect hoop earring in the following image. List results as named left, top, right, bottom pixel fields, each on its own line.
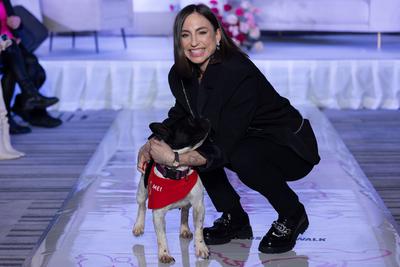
left=216, top=42, right=220, bottom=50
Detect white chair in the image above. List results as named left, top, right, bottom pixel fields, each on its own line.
left=252, top=0, right=400, bottom=49
left=40, top=0, right=133, bottom=52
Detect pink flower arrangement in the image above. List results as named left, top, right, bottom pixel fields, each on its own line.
left=209, top=0, right=263, bottom=51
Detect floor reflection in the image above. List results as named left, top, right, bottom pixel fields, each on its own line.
left=131, top=239, right=310, bottom=267
left=27, top=106, right=400, bottom=267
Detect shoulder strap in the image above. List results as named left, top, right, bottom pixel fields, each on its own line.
left=180, top=80, right=195, bottom=118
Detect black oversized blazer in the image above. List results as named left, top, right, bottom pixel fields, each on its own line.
left=163, top=51, right=320, bottom=171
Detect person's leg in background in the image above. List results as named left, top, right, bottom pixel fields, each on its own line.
left=12, top=45, right=62, bottom=128
left=1, top=69, right=31, bottom=134
left=1, top=41, right=58, bottom=113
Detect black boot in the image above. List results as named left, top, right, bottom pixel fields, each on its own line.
left=258, top=204, right=309, bottom=254
left=1, top=43, right=59, bottom=111
left=20, top=88, right=59, bottom=111
left=7, top=114, right=31, bottom=135
left=17, top=78, right=58, bottom=111
left=13, top=95, right=62, bottom=128
left=203, top=212, right=253, bottom=245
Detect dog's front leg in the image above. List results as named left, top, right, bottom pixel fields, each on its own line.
left=192, top=201, right=209, bottom=259
left=180, top=205, right=193, bottom=239
left=153, top=208, right=175, bottom=263
left=133, top=175, right=147, bottom=236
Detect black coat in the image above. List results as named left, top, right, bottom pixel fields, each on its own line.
left=164, top=51, right=320, bottom=171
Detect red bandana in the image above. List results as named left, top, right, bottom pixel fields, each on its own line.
left=147, top=165, right=199, bottom=209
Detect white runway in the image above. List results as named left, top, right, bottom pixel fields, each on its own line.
left=26, top=104, right=400, bottom=267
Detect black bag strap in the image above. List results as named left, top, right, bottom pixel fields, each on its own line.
left=180, top=80, right=195, bottom=118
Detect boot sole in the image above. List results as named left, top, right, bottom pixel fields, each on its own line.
left=12, top=108, right=62, bottom=128
left=204, top=225, right=253, bottom=245
left=29, top=120, right=63, bottom=128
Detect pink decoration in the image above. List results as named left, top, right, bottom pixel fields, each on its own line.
left=224, top=4, right=232, bottom=11
left=208, top=0, right=263, bottom=51
left=211, top=7, right=219, bottom=15
left=236, top=33, right=246, bottom=43
left=235, top=7, right=244, bottom=16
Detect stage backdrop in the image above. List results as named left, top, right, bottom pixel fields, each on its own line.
left=39, top=59, right=400, bottom=111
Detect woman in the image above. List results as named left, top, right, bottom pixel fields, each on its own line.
left=137, top=4, right=320, bottom=254
left=0, top=0, right=60, bottom=134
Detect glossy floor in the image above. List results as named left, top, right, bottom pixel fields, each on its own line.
left=27, top=105, right=400, bottom=267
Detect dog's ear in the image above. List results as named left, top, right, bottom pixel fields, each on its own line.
left=149, top=122, right=171, bottom=141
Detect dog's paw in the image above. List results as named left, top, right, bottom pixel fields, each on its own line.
left=179, top=229, right=193, bottom=239
left=159, top=254, right=175, bottom=264
left=132, top=224, right=144, bottom=236
left=195, top=243, right=209, bottom=259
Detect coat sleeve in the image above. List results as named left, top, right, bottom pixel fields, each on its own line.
left=197, top=74, right=261, bottom=171
left=195, top=138, right=225, bottom=172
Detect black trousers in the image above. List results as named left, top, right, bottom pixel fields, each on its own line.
left=199, top=136, right=314, bottom=217
left=1, top=41, right=46, bottom=112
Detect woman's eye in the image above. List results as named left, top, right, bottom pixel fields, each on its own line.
left=181, top=33, right=189, bottom=38
left=199, top=31, right=207, bottom=35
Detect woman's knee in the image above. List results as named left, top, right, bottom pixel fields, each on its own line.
left=27, top=64, right=46, bottom=89
left=229, top=140, right=266, bottom=177
left=198, top=168, right=227, bottom=184
left=230, top=150, right=261, bottom=187
left=229, top=141, right=287, bottom=190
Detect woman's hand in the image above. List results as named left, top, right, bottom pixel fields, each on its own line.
left=149, top=139, right=175, bottom=166
left=7, top=16, right=21, bottom=29
left=137, top=141, right=151, bottom=174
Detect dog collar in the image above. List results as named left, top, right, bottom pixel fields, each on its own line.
left=155, top=163, right=190, bottom=180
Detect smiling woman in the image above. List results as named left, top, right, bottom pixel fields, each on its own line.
left=180, top=12, right=221, bottom=72
left=137, top=3, right=320, bottom=255
left=171, top=4, right=243, bottom=79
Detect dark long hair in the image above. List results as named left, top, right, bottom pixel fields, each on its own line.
left=173, top=4, right=246, bottom=78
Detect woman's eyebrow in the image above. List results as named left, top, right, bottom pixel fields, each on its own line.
left=182, top=26, right=209, bottom=33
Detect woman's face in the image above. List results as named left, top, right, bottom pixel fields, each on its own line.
left=180, top=12, right=221, bottom=72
